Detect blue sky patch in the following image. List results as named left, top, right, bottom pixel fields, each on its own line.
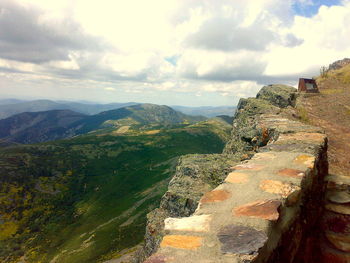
left=293, top=0, right=342, bottom=17
left=165, top=56, right=179, bottom=66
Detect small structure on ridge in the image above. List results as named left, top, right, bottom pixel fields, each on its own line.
left=298, top=78, right=319, bottom=93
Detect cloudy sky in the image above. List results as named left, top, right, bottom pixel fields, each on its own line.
left=0, top=0, right=348, bottom=106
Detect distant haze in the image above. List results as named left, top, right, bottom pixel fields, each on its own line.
left=0, top=98, right=236, bottom=119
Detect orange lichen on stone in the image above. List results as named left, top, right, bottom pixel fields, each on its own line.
left=278, top=168, right=305, bottom=178
left=225, top=172, right=249, bottom=184
left=233, top=199, right=281, bottom=221
left=293, top=155, right=315, bottom=168
left=160, top=235, right=202, bottom=250
left=259, top=180, right=300, bottom=198
left=200, top=189, right=231, bottom=204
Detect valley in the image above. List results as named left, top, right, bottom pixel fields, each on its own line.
left=0, top=106, right=231, bottom=263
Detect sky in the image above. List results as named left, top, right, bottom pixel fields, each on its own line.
left=0, top=0, right=349, bottom=106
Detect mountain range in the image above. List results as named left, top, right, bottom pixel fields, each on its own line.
left=0, top=104, right=206, bottom=144
left=0, top=99, right=236, bottom=119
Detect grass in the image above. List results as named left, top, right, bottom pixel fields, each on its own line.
left=317, top=64, right=350, bottom=84
left=321, top=89, right=343, bottom=95
left=296, top=106, right=310, bottom=124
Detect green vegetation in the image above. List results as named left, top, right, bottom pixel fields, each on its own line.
left=318, top=64, right=350, bottom=84
left=0, top=118, right=230, bottom=263
left=296, top=106, right=310, bottom=124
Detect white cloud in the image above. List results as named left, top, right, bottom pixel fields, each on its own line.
left=104, top=87, right=115, bottom=91
left=265, top=2, right=350, bottom=77
left=0, top=0, right=349, bottom=105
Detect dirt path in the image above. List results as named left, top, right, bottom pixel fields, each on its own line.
left=298, top=79, right=350, bottom=176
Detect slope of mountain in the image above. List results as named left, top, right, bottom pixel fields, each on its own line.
left=0, top=110, right=87, bottom=144
left=0, top=100, right=138, bottom=119
left=0, top=117, right=231, bottom=263
left=172, top=105, right=236, bottom=117
left=0, top=104, right=206, bottom=144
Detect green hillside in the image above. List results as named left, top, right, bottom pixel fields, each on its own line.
left=0, top=118, right=230, bottom=263
left=0, top=104, right=206, bottom=144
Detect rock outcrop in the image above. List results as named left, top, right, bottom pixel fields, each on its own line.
left=223, top=84, right=297, bottom=154
left=138, top=84, right=328, bottom=263
left=328, top=58, right=350, bottom=71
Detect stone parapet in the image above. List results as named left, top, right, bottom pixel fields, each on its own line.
left=144, top=114, right=328, bottom=263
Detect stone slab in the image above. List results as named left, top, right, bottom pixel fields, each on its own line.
left=233, top=199, right=281, bottom=221
left=164, top=215, right=212, bottom=232
left=293, top=154, right=315, bottom=168
left=277, top=168, right=305, bottom=178
left=259, top=180, right=300, bottom=198
left=276, top=132, right=325, bottom=144
left=327, top=191, right=350, bottom=204
left=225, top=172, right=249, bottom=184
left=325, top=175, right=350, bottom=189
left=325, top=232, right=350, bottom=252
left=160, top=235, right=203, bottom=250
left=200, top=190, right=231, bottom=204
left=252, top=152, right=276, bottom=160
left=232, top=163, right=265, bottom=171
left=217, top=225, right=267, bottom=255
left=325, top=203, right=350, bottom=215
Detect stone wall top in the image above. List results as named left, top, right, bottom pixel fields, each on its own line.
left=145, top=113, right=327, bottom=263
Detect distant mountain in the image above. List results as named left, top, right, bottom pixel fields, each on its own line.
left=0, top=110, right=87, bottom=144
left=0, top=98, right=237, bottom=119
left=0, top=104, right=206, bottom=144
left=0, top=99, right=26, bottom=105
left=72, top=103, right=206, bottom=135
left=0, top=100, right=138, bottom=119
left=172, top=105, right=236, bottom=117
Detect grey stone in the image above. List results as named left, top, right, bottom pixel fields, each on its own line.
left=256, top=84, right=297, bottom=108
left=217, top=225, right=267, bottom=255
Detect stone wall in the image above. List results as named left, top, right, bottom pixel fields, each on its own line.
left=141, top=85, right=328, bottom=263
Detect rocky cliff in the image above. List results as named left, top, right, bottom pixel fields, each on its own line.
left=135, top=84, right=328, bottom=263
